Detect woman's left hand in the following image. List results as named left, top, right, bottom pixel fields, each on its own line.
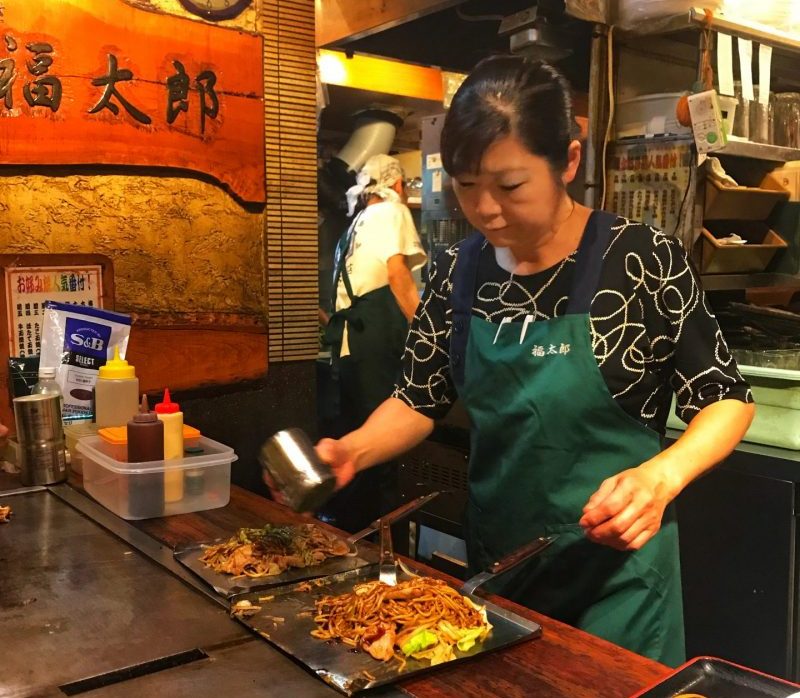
left=578, top=463, right=677, bottom=551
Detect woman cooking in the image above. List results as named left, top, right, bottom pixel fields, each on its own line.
left=314, top=56, right=754, bottom=666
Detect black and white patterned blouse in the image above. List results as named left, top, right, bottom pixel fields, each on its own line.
left=394, top=217, right=752, bottom=433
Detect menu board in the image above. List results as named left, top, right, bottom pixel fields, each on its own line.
left=4, top=265, right=105, bottom=358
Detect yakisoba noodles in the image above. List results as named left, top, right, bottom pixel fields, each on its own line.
left=311, top=576, right=492, bottom=668
left=199, top=523, right=350, bottom=578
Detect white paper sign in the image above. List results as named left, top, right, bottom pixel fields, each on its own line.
left=717, top=33, right=735, bottom=96
left=426, top=153, right=442, bottom=170
left=432, top=169, right=442, bottom=193
left=5, top=266, right=104, bottom=357
left=737, top=37, right=755, bottom=101
left=759, top=44, right=773, bottom=105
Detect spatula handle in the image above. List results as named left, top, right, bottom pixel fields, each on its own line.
left=487, top=535, right=558, bottom=575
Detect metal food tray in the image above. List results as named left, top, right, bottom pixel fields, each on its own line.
left=229, top=563, right=541, bottom=696
left=633, top=657, right=800, bottom=698
left=174, top=538, right=376, bottom=599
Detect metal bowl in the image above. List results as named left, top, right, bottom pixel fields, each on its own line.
left=259, top=428, right=337, bottom=512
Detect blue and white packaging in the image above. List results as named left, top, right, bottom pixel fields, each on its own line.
left=39, top=302, right=132, bottom=420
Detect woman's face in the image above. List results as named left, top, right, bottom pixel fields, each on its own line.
left=452, top=134, right=580, bottom=250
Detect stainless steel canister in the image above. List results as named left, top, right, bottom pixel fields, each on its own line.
left=259, top=428, right=336, bottom=512
left=13, top=394, right=67, bottom=486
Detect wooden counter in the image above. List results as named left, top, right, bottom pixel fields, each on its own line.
left=132, top=485, right=671, bottom=698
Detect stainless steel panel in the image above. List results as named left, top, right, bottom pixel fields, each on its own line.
left=0, top=489, right=248, bottom=697
left=230, top=564, right=541, bottom=696
left=69, top=640, right=359, bottom=698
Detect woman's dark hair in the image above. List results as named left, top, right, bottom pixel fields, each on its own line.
left=441, top=55, right=575, bottom=177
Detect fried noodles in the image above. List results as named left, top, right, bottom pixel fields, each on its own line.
left=311, top=577, right=492, bottom=667
left=199, top=523, right=350, bottom=578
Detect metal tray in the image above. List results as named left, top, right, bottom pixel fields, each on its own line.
left=174, top=537, right=376, bottom=599
left=633, top=657, right=800, bottom=698
left=229, top=563, right=541, bottom=696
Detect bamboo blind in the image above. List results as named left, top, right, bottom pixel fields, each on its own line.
left=262, top=0, right=319, bottom=362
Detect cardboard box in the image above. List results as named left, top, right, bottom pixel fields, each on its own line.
left=698, top=221, right=787, bottom=274
left=772, top=166, right=800, bottom=202
left=704, top=174, right=790, bottom=220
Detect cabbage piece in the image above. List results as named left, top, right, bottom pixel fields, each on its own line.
left=437, top=621, right=492, bottom=653
left=412, top=641, right=455, bottom=665
left=455, top=627, right=485, bottom=652
left=400, top=628, right=438, bottom=656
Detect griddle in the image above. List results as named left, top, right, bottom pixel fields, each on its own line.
left=229, top=562, right=541, bottom=696
left=0, top=486, right=247, bottom=696
left=633, top=657, right=800, bottom=698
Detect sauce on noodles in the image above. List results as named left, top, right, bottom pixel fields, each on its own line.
left=311, top=576, right=492, bottom=668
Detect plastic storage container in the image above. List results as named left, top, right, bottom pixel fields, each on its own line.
left=77, top=434, right=235, bottom=519
left=63, top=420, right=100, bottom=475
left=616, top=92, right=692, bottom=139
left=667, top=364, right=800, bottom=450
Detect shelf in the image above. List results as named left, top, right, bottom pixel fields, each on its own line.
left=612, top=136, right=800, bottom=163
left=717, top=140, right=800, bottom=163
left=621, top=7, right=800, bottom=56
left=700, top=272, right=800, bottom=291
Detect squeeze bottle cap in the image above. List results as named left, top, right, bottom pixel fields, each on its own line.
left=154, top=388, right=180, bottom=414
left=98, top=345, right=135, bottom=379
left=133, top=393, right=158, bottom=423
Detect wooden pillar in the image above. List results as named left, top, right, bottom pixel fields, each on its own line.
left=262, top=0, right=319, bottom=362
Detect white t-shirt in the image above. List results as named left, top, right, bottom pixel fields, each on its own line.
left=335, top=200, right=427, bottom=357
left=335, top=200, right=427, bottom=312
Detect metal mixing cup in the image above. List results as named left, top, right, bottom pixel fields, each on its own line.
left=13, top=394, right=67, bottom=486
left=259, top=428, right=336, bottom=512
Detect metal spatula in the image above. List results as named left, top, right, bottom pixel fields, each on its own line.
left=346, top=490, right=440, bottom=548
left=461, top=535, right=558, bottom=596
left=378, top=518, right=397, bottom=586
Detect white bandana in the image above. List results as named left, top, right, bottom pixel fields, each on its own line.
left=345, top=154, right=404, bottom=216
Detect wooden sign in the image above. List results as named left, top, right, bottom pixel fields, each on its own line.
left=0, top=0, right=265, bottom=203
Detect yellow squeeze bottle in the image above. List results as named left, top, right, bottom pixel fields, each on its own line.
left=95, top=346, right=139, bottom=428
left=155, top=388, right=184, bottom=503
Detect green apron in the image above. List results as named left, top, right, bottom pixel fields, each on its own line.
left=325, top=211, right=409, bottom=390
left=320, top=212, right=409, bottom=531
left=449, top=211, right=685, bottom=666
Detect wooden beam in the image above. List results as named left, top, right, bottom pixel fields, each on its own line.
left=316, top=0, right=465, bottom=47
left=318, top=50, right=443, bottom=101
left=129, top=326, right=267, bottom=395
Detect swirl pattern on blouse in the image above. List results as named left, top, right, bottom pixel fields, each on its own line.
left=394, top=217, right=752, bottom=432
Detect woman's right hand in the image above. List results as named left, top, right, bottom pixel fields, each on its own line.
left=316, top=437, right=357, bottom=490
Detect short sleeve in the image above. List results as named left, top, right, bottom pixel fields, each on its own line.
left=368, top=202, right=427, bottom=271
left=644, top=235, right=753, bottom=423
left=393, top=246, right=458, bottom=418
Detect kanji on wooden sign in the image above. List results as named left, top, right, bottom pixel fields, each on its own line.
left=0, top=0, right=265, bottom=203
